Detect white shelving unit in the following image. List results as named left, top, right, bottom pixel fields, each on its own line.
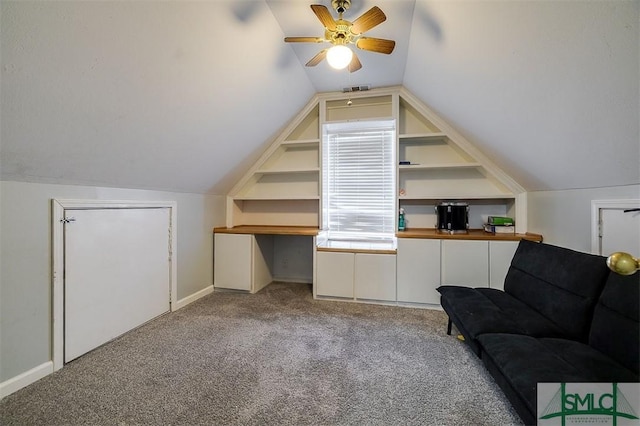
left=226, top=103, right=321, bottom=227
left=218, top=86, right=533, bottom=305
left=395, top=88, right=525, bottom=231
left=225, top=86, right=526, bottom=232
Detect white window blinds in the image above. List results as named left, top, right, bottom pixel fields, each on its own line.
left=322, top=120, right=396, bottom=241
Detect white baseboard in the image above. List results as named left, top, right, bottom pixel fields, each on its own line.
left=272, top=276, right=313, bottom=284
left=0, top=361, right=53, bottom=399
left=173, top=285, right=214, bottom=310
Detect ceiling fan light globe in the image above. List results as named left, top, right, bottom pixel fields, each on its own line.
left=326, top=45, right=353, bottom=70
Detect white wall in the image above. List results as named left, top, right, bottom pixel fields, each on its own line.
left=527, top=184, right=640, bottom=253
left=1, top=1, right=315, bottom=195
left=0, top=180, right=225, bottom=383
left=406, top=0, right=639, bottom=192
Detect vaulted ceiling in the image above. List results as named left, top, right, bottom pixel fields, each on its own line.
left=1, top=1, right=638, bottom=194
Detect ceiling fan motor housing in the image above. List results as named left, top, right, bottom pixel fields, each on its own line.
left=332, top=0, right=351, bottom=14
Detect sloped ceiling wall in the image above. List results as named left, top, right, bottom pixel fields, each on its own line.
left=1, top=1, right=315, bottom=194
left=404, top=0, right=639, bottom=191
left=1, top=1, right=638, bottom=194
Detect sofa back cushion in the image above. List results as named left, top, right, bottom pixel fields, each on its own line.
left=504, top=240, right=609, bottom=342
left=589, top=272, right=639, bottom=375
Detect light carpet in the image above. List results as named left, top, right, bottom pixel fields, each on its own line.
left=0, top=282, right=522, bottom=425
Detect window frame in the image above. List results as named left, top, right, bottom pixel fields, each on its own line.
left=321, top=119, right=397, bottom=242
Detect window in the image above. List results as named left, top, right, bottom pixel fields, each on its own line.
left=322, top=120, right=396, bottom=242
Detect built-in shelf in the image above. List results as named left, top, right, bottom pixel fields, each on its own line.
left=225, top=86, right=526, bottom=231
left=399, top=132, right=448, bottom=140
left=399, top=194, right=516, bottom=201
left=326, top=95, right=393, bottom=122
left=254, top=168, right=320, bottom=175
left=233, top=195, right=320, bottom=201
left=399, top=163, right=482, bottom=170
left=280, top=139, right=319, bottom=147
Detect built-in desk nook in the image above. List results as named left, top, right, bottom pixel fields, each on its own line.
left=214, top=86, right=543, bottom=308
left=214, top=224, right=542, bottom=308
left=213, top=226, right=318, bottom=294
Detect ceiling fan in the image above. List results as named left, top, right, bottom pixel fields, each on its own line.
left=284, top=0, right=396, bottom=72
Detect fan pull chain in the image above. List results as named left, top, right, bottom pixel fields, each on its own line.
left=346, top=67, right=353, bottom=106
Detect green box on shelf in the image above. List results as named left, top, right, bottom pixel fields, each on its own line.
left=488, top=216, right=515, bottom=226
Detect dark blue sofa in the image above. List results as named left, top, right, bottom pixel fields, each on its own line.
left=437, top=240, right=639, bottom=425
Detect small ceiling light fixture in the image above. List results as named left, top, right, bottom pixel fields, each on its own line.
left=326, top=45, right=353, bottom=70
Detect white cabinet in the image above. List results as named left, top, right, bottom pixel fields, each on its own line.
left=214, top=233, right=273, bottom=293
left=214, top=233, right=252, bottom=291
left=489, top=241, right=519, bottom=291
left=354, top=253, right=396, bottom=302
left=396, top=238, right=441, bottom=304
left=441, top=240, right=489, bottom=287
left=316, top=251, right=355, bottom=298
left=315, top=250, right=396, bottom=301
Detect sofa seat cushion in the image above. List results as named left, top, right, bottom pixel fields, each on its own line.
left=504, top=240, right=610, bottom=342
left=478, top=333, right=639, bottom=421
left=476, top=288, right=567, bottom=337
left=438, top=285, right=567, bottom=355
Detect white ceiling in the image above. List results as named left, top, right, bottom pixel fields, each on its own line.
left=1, top=1, right=638, bottom=194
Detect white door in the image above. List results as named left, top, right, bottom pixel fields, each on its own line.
left=64, top=208, right=171, bottom=362
left=600, top=207, right=640, bottom=256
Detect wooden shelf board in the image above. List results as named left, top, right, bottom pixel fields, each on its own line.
left=214, top=225, right=319, bottom=236
left=234, top=196, right=320, bottom=201
left=399, top=132, right=447, bottom=140
left=254, top=168, right=320, bottom=175
left=397, top=228, right=542, bottom=242
left=398, top=194, right=515, bottom=201
left=399, top=163, right=481, bottom=170
left=281, top=139, right=320, bottom=147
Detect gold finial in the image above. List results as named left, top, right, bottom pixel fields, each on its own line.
left=606, top=252, right=640, bottom=276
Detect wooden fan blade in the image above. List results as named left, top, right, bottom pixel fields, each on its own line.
left=356, top=37, right=395, bottom=54
left=310, top=4, right=337, bottom=31
left=351, top=6, right=386, bottom=35
left=348, top=52, right=362, bottom=73
left=306, top=49, right=328, bottom=67
left=284, top=37, right=325, bottom=43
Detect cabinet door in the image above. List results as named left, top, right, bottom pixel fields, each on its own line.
left=441, top=240, right=489, bottom=287
left=214, top=233, right=252, bottom=291
left=489, top=241, right=519, bottom=291
left=354, top=253, right=397, bottom=302
left=397, top=239, right=441, bottom=304
left=316, top=251, right=354, bottom=298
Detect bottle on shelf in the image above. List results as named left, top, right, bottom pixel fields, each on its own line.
left=398, top=208, right=406, bottom=231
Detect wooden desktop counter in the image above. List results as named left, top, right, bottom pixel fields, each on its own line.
left=213, top=225, right=543, bottom=305
left=397, top=228, right=543, bottom=242
left=214, top=225, right=542, bottom=242
left=213, top=225, right=319, bottom=236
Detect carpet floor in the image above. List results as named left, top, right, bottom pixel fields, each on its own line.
left=0, top=282, right=522, bottom=425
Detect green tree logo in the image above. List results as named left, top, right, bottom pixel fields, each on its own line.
left=540, top=383, right=639, bottom=425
